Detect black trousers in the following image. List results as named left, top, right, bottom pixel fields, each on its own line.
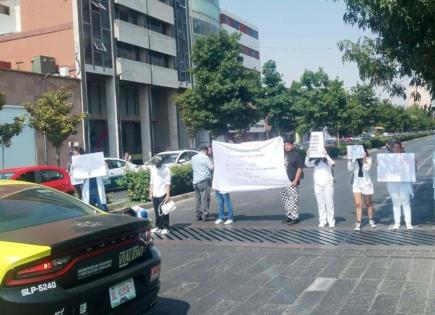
left=153, top=194, right=169, bottom=229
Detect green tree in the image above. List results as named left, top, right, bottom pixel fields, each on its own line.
left=25, top=88, right=86, bottom=166
left=290, top=69, right=348, bottom=138
left=258, top=60, right=295, bottom=134
left=0, top=92, right=24, bottom=147
left=338, top=0, right=435, bottom=98
left=174, top=30, right=261, bottom=137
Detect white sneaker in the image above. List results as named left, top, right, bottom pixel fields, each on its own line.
left=393, top=224, right=400, bottom=230
left=406, top=224, right=413, bottom=230
left=354, top=222, right=361, bottom=231
left=329, top=223, right=335, bottom=228
left=215, top=219, right=224, bottom=225
left=224, top=219, right=234, bottom=225
left=369, top=219, right=376, bottom=228
left=151, top=228, right=160, bottom=234
left=318, top=222, right=327, bottom=228
left=159, top=229, right=169, bottom=235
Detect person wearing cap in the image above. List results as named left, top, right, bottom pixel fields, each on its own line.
left=281, top=137, right=304, bottom=225
left=149, top=155, right=172, bottom=235
left=191, top=146, right=214, bottom=221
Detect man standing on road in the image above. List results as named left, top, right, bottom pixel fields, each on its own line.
left=192, top=146, right=214, bottom=221
left=281, top=137, right=304, bottom=225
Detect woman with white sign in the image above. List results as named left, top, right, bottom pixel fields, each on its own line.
left=305, top=149, right=336, bottom=228
left=348, top=146, right=375, bottom=231
left=149, top=156, right=172, bottom=235
left=386, top=141, right=414, bottom=230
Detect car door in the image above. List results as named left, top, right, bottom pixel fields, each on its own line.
left=105, top=159, right=126, bottom=189
left=177, top=152, right=190, bottom=165
left=36, top=169, right=66, bottom=192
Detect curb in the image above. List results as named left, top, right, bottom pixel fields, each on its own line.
left=110, top=191, right=195, bottom=214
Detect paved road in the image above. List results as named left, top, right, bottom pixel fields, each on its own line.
left=151, top=136, right=434, bottom=230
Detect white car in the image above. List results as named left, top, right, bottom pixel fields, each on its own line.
left=144, top=150, right=199, bottom=169
left=104, top=158, right=138, bottom=189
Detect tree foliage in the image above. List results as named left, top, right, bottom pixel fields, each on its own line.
left=258, top=60, right=295, bottom=133
left=175, top=30, right=261, bottom=137
left=24, top=88, right=86, bottom=166
left=0, top=92, right=24, bottom=146
left=338, top=0, right=435, bottom=98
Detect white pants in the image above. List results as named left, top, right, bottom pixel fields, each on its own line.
left=314, top=184, right=335, bottom=225
left=387, top=183, right=412, bottom=225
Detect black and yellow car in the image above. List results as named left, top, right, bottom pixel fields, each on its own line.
left=0, top=180, right=161, bottom=315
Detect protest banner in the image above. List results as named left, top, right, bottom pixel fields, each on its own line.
left=212, top=137, right=290, bottom=192
left=308, top=132, right=325, bottom=158
left=377, top=153, right=416, bottom=182
left=71, top=152, right=107, bottom=179
left=347, top=145, right=365, bottom=159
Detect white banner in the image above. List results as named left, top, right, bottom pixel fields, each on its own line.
left=212, top=137, right=290, bottom=192
left=347, top=145, right=365, bottom=159
left=309, top=132, right=325, bottom=158
left=377, top=153, right=416, bottom=182
left=71, top=152, right=107, bottom=179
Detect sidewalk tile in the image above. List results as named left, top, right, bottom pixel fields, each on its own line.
left=368, top=294, right=399, bottom=315
left=397, top=295, right=426, bottom=314
left=378, top=280, right=406, bottom=296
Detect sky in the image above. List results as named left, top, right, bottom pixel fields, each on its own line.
left=219, top=0, right=403, bottom=103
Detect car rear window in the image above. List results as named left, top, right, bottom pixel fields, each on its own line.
left=0, top=172, right=15, bottom=179
left=0, top=184, right=97, bottom=233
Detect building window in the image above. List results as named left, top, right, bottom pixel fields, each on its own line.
left=117, top=42, right=147, bottom=62
left=94, top=39, right=107, bottom=52
left=88, top=82, right=107, bottom=115
left=241, top=45, right=260, bottom=60
left=0, top=4, right=10, bottom=15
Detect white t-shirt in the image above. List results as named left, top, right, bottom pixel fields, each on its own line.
left=150, top=166, right=171, bottom=198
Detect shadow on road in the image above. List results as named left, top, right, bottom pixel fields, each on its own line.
left=150, top=297, right=190, bottom=315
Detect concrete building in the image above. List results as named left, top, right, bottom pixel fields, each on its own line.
left=0, top=69, right=83, bottom=168
left=0, top=0, right=21, bottom=34
left=220, top=9, right=260, bottom=72
left=0, top=0, right=191, bottom=163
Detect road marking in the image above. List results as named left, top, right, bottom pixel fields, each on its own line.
left=426, top=165, right=433, bottom=177
left=417, top=153, right=433, bottom=172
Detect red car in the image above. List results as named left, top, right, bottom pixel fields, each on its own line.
left=0, top=165, right=75, bottom=194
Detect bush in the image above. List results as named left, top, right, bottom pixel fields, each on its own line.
left=116, top=170, right=150, bottom=202
left=370, top=137, right=388, bottom=148
left=170, top=164, right=194, bottom=196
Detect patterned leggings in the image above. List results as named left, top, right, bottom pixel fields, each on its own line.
left=281, top=186, right=299, bottom=219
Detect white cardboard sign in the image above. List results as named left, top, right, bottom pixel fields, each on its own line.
left=309, top=132, right=325, bottom=158
left=212, top=137, right=290, bottom=192
left=71, top=152, right=107, bottom=179
left=347, top=145, right=365, bottom=159
left=377, top=153, right=416, bottom=182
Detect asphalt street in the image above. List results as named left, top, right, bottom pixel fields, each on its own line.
left=146, top=136, right=435, bottom=315
left=151, top=135, right=435, bottom=230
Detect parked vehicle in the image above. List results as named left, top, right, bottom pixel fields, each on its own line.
left=144, top=150, right=199, bottom=169
left=104, top=158, right=138, bottom=190
left=0, top=165, right=75, bottom=194
left=0, top=180, right=161, bottom=315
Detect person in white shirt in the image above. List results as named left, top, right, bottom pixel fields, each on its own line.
left=305, top=149, right=336, bottom=228
left=348, top=147, right=376, bottom=231
left=386, top=141, right=414, bottom=230
left=149, top=156, right=172, bottom=235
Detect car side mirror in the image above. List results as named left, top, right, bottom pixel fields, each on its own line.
left=179, top=159, right=186, bottom=164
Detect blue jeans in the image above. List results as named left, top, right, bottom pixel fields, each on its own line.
left=215, top=192, right=234, bottom=220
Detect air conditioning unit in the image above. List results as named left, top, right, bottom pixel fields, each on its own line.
left=32, top=55, right=57, bottom=74
left=59, top=66, right=69, bottom=77
left=0, top=61, right=11, bottom=70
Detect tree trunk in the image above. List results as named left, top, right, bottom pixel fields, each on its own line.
left=56, top=146, right=61, bottom=167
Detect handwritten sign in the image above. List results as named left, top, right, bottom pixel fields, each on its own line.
left=377, top=153, right=416, bottom=182
left=347, top=145, right=365, bottom=159
left=212, top=137, right=290, bottom=192
left=71, top=152, right=107, bottom=179
left=309, top=132, right=325, bottom=158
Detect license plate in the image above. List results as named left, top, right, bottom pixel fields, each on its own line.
left=109, top=279, right=136, bottom=308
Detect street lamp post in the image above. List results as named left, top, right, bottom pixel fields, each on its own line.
left=42, top=73, right=51, bottom=165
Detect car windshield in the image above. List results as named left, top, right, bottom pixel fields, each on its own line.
left=147, top=153, right=178, bottom=165
left=0, top=172, right=15, bottom=179
left=0, top=184, right=98, bottom=233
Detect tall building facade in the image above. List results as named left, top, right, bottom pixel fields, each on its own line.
left=189, top=0, right=220, bottom=43
left=220, top=9, right=260, bottom=72
left=0, top=0, right=191, bottom=162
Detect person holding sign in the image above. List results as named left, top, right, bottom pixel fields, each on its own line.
left=347, top=146, right=375, bottom=231
left=281, top=137, right=304, bottom=225
left=149, top=156, right=172, bottom=235
left=385, top=141, right=415, bottom=230
left=305, top=148, right=335, bottom=228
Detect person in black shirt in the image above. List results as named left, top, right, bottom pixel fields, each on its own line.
left=281, top=137, right=304, bottom=225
